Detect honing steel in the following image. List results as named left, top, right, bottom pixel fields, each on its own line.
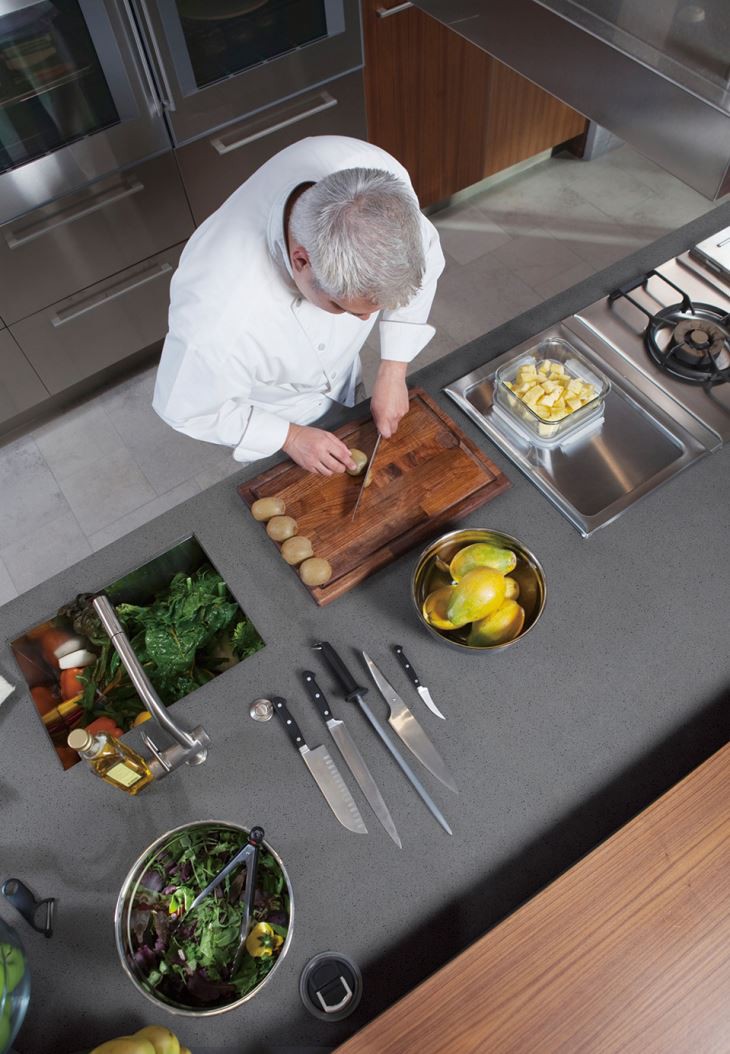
left=302, top=670, right=402, bottom=849
left=393, top=644, right=446, bottom=720
left=272, top=696, right=367, bottom=834
left=351, top=433, right=382, bottom=520
left=313, top=642, right=452, bottom=836
left=362, top=652, right=457, bottom=794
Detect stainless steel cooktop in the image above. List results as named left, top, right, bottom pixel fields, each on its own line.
left=444, top=237, right=730, bottom=536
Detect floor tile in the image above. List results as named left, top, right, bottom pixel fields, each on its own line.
left=0, top=557, right=17, bottom=606
left=491, top=230, right=587, bottom=290
left=0, top=434, right=71, bottom=550
left=88, top=478, right=201, bottom=552
left=59, top=447, right=157, bottom=535
left=1, top=511, right=91, bottom=594
left=101, top=366, right=234, bottom=495
left=432, top=203, right=512, bottom=265
left=528, top=258, right=597, bottom=299
left=33, top=400, right=122, bottom=482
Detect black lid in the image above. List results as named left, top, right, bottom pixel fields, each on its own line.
left=299, top=951, right=363, bottom=1021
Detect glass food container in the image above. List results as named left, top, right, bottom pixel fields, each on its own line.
left=0, top=918, right=30, bottom=1054
left=494, top=337, right=611, bottom=443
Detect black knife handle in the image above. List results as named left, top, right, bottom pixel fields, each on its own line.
left=302, top=671, right=337, bottom=722
left=313, top=641, right=367, bottom=702
left=272, top=696, right=307, bottom=751
left=393, top=645, right=421, bottom=689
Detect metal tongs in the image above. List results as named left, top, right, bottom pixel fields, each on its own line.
left=175, top=826, right=264, bottom=978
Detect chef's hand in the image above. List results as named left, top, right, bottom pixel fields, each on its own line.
left=283, top=424, right=358, bottom=476
left=371, top=360, right=409, bottom=438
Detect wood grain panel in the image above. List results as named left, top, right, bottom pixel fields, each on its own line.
left=238, top=389, right=510, bottom=605
left=335, top=740, right=730, bottom=1054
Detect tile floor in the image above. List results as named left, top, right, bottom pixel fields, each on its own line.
left=0, top=144, right=717, bottom=605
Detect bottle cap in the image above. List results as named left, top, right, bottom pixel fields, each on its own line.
left=67, top=728, right=93, bottom=751
left=299, top=952, right=363, bottom=1021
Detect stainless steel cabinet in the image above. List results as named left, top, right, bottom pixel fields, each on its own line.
left=9, top=243, right=183, bottom=395
left=0, top=153, right=193, bottom=324
left=0, top=328, right=48, bottom=425
left=175, top=68, right=367, bottom=225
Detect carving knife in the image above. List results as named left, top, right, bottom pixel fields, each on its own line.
left=272, top=696, right=367, bottom=834
left=351, top=433, right=382, bottom=520
left=362, top=652, right=458, bottom=795
left=302, top=671, right=402, bottom=848
left=393, top=645, right=446, bottom=720
left=314, top=642, right=452, bottom=836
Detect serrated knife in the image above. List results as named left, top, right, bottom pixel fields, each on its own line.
left=272, top=696, right=367, bottom=834
left=302, top=671, right=402, bottom=848
left=361, top=653, right=458, bottom=795
left=393, top=645, right=446, bottom=720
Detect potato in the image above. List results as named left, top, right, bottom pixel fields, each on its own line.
left=280, top=536, right=314, bottom=565
left=299, top=557, right=333, bottom=587
left=266, top=515, right=297, bottom=541
left=252, top=496, right=286, bottom=521
left=509, top=359, right=596, bottom=421
left=346, top=448, right=369, bottom=476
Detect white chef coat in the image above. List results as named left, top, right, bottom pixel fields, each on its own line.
left=153, top=135, right=445, bottom=462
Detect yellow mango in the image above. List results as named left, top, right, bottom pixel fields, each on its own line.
left=90, top=1040, right=156, bottom=1054
left=447, top=567, right=506, bottom=627
left=504, top=576, right=520, bottom=600
left=423, top=587, right=458, bottom=630
left=468, top=600, right=525, bottom=646
left=135, top=1027, right=181, bottom=1054
left=450, top=543, right=517, bottom=581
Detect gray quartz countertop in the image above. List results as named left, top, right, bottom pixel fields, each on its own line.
left=2, top=202, right=730, bottom=1054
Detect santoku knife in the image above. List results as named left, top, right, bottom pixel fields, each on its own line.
left=272, top=696, right=367, bottom=834
left=314, top=642, right=452, bottom=836
left=302, top=671, right=402, bottom=848
left=351, top=433, right=382, bottom=520
left=362, top=652, right=458, bottom=795
left=393, top=645, right=446, bottom=720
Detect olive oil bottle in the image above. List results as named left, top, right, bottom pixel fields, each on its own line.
left=67, top=728, right=154, bottom=795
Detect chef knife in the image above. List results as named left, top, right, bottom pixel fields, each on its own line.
left=272, top=696, right=367, bottom=834
left=302, top=671, right=402, bottom=848
left=393, top=645, right=446, bottom=720
left=362, top=652, right=458, bottom=794
left=351, top=433, right=382, bottom=521
left=313, top=642, right=452, bottom=836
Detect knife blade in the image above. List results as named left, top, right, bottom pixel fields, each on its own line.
left=302, top=671, right=402, bottom=848
left=272, top=696, right=367, bottom=834
left=351, top=433, right=382, bottom=521
left=314, top=641, right=452, bottom=836
left=393, top=645, right=446, bottom=720
left=361, top=653, right=458, bottom=794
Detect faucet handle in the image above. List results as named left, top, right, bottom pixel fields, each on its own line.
left=141, top=731, right=172, bottom=775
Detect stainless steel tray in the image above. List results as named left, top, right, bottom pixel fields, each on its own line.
left=444, top=321, right=713, bottom=536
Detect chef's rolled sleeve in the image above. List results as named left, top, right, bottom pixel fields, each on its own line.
left=234, top=407, right=290, bottom=462
left=378, top=213, right=445, bottom=363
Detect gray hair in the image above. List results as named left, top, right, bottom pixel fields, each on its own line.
left=289, top=168, right=425, bottom=310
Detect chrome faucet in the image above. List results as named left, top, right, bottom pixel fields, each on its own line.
left=92, top=594, right=210, bottom=779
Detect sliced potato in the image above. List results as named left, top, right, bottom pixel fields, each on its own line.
left=280, top=536, right=314, bottom=565
left=300, top=557, right=333, bottom=587
left=252, top=496, right=286, bottom=521
left=266, top=515, right=297, bottom=541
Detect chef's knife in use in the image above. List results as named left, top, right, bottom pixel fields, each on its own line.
left=351, top=433, right=382, bottom=521
left=393, top=645, right=446, bottom=720
left=302, top=671, right=402, bottom=848
left=272, top=696, right=367, bottom=834
left=362, top=652, right=457, bottom=794
left=313, top=642, right=452, bottom=836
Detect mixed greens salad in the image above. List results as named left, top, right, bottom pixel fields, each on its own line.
left=129, top=827, right=290, bottom=1008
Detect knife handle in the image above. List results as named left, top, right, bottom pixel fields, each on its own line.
left=313, top=641, right=367, bottom=702
left=393, top=645, right=421, bottom=689
left=272, top=696, right=307, bottom=751
left=302, top=671, right=336, bottom=722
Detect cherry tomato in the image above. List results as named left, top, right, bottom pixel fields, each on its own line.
left=60, top=667, right=86, bottom=701
left=86, top=716, right=124, bottom=738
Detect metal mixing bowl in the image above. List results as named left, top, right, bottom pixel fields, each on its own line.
left=412, top=528, right=547, bottom=651
left=114, top=820, right=293, bottom=1017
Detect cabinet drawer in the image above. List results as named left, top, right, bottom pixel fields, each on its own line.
left=10, top=244, right=183, bottom=395
left=0, top=329, right=48, bottom=425
left=176, top=69, right=367, bottom=226
left=0, top=155, right=194, bottom=324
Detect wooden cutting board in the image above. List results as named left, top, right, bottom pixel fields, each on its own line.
left=238, top=388, right=510, bottom=605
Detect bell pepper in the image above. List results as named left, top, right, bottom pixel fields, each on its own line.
left=245, top=921, right=283, bottom=959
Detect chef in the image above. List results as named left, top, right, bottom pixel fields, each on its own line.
left=153, top=135, right=445, bottom=475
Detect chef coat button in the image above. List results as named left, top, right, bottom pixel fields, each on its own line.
left=318, top=343, right=325, bottom=351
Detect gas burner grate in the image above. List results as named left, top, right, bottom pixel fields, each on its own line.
left=609, top=269, right=730, bottom=386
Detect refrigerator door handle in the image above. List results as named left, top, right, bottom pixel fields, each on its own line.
left=118, top=0, right=163, bottom=117
left=5, top=177, right=145, bottom=249
left=50, top=261, right=173, bottom=326
left=133, top=0, right=177, bottom=112
left=210, top=92, right=338, bottom=155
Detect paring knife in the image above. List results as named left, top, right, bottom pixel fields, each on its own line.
left=272, top=696, right=367, bottom=834
left=362, top=652, right=458, bottom=795
left=302, top=671, right=402, bottom=849
left=393, top=645, right=446, bottom=720
left=314, top=642, right=452, bottom=836
left=351, top=433, right=382, bottom=520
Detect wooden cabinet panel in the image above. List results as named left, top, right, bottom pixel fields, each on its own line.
left=0, top=329, right=48, bottom=425
left=362, top=0, right=587, bottom=206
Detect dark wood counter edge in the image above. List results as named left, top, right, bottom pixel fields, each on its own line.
left=335, top=738, right=730, bottom=1053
